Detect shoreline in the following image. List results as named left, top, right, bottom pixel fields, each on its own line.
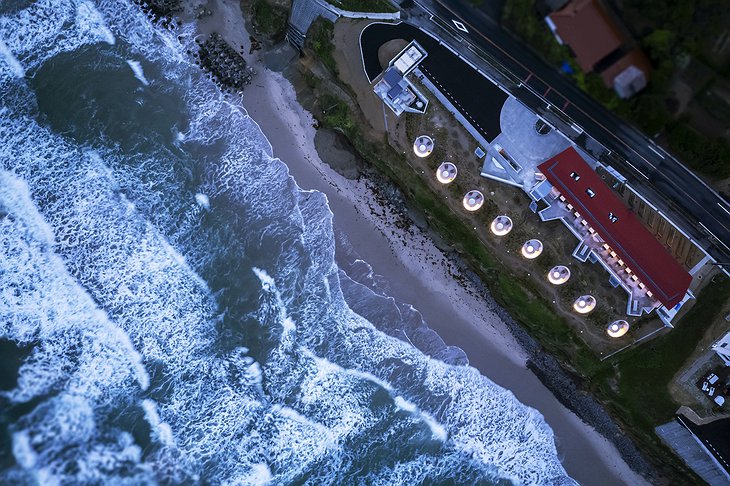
left=181, top=0, right=655, bottom=483
left=238, top=36, right=650, bottom=486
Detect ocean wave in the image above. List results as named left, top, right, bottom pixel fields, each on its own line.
left=0, top=0, right=574, bottom=483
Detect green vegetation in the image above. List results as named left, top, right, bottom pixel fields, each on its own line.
left=666, top=122, right=730, bottom=179
left=604, top=276, right=730, bottom=444
left=501, top=0, right=730, bottom=181
left=325, top=0, right=397, bottom=13
left=501, top=0, right=568, bottom=65
left=306, top=19, right=338, bottom=75
left=249, top=0, right=288, bottom=40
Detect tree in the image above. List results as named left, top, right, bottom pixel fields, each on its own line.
left=642, top=29, right=675, bottom=61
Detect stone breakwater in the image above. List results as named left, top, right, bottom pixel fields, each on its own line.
left=133, top=1, right=254, bottom=94
left=195, top=32, right=253, bottom=94
left=133, top=0, right=182, bottom=27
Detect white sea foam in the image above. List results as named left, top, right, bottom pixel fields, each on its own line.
left=0, top=0, right=574, bottom=483
left=125, top=59, right=149, bottom=85
left=141, top=399, right=175, bottom=446
left=0, top=38, right=24, bottom=78
left=195, top=192, right=210, bottom=209
left=11, top=432, right=36, bottom=469
left=76, top=1, right=115, bottom=45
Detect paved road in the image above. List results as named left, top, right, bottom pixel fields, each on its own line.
left=387, top=0, right=730, bottom=267
left=680, top=415, right=730, bottom=475
left=361, top=22, right=507, bottom=140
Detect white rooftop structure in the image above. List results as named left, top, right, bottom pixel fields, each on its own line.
left=490, top=215, right=513, bottom=236
left=573, top=295, right=596, bottom=314
left=613, top=65, right=647, bottom=99
left=462, top=190, right=484, bottom=211
left=436, top=162, right=457, bottom=184
left=372, top=41, right=429, bottom=117
left=712, top=332, right=730, bottom=366
left=548, top=265, right=571, bottom=285
left=393, top=43, right=426, bottom=75
left=413, top=135, right=434, bottom=158
left=521, top=239, right=543, bottom=259
left=607, top=320, right=630, bottom=338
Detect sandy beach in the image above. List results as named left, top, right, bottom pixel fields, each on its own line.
left=239, top=48, right=648, bottom=486
left=194, top=0, right=649, bottom=483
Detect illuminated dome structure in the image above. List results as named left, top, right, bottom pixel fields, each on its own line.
left=573, top=295, right=596, bottom=314
left=521, top=239, right=543, bottom=259
left=413, top=135, right=434, bottom=158
left=436, top=162, right=457, bottom=183
left=547, top=265, right=570, bottom=285
left=607, top=320, right=630, bottom=338
left=490, top=215, right=513, bottom=236
left=462, top=190, right=484, bottom=211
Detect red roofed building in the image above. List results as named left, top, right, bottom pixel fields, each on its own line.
left=545, top=0, right=651, bottom=98
left=538, top=147, right=691, bottom=309
left=547, top=0, right=623, bottom=72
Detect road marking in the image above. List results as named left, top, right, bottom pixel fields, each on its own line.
left=704, top=440, right=730, bottom=469
left=648, top=145, right=665, bottom=159
left=452, top=20, right=468, bottom=33
left=718, top=203, right=730, bottom=216
left=699, top=222, right=730, bottom=251
left=426, top=1, right=719, bottom=209
left=417, top=6, right=730, bottom=237
left=623, top=160, right=649, bottom=179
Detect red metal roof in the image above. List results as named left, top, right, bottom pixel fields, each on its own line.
left=548, top=0, right=624, bottom=72
left=538, top=147, right=691, bottom=308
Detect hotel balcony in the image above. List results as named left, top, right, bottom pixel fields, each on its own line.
left=539, top=195, right=658, bottom=316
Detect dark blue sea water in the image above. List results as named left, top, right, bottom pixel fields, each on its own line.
left=0, top=1, right=574, bottom=484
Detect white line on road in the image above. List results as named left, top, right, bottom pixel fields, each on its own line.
left=624, top=160, right=649, bottom=180
left=647, top=145, right=665, bottom=159
left=452, top=20, right=469, bottom=33
left=699, top=222, right=730, bottom=251
left=718, top=203, right=730, bottom=216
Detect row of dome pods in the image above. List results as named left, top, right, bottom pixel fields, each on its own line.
left=416, top=136, right=627, bottom=338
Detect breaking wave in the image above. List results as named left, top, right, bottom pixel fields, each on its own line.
left=0, top=0, right=574, bottom=484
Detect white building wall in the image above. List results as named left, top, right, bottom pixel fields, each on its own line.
left=712, top=332, right=730, bottom=366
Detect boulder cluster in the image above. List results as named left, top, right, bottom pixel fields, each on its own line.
left=195, top=33, right=253, bottom=94
left=133, top=0, right=182, bottom=29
